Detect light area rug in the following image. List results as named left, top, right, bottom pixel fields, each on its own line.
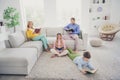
left=26, top=52, right=88, bottom=80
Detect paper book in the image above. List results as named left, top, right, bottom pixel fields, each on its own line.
left=65, top=28, right=74, bottom=32
left=85, top=69, right=98, bottom=74
left=34, top=28, right=41, bottom=33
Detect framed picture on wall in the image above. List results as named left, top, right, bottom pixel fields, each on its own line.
left=97, top=7, right=103, bottom=12
left=0, top=21, right=3, bottom=33
left=103, top=0, right=105, bottom=4
left=0, top=22, right=3, bottom=26
left=93, top=0, right=100, bottom=4
left=103, top=15, right=110, bottom=20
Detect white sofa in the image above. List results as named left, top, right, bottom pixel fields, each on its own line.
left=41, top=27, right=88, bottom=51
left=0, top=31, right=43, bottom=75
left=0, top=27, right=88, bottom=75
left=0, top=48, right=37, bottom=75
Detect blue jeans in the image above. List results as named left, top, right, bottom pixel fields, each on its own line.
left=32, top=34, right=48, bottom=49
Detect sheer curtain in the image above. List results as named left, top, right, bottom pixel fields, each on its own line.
left=22, top=0, right=82, bottom=28
left=22, top=0, right=44, bottom=27
left=56, top=0, right=82, bottom=27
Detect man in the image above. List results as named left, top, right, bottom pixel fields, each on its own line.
left=63, top=17, right=80, bottom=51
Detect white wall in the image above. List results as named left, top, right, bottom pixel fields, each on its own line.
left=81, top=0, right=90, bottom=33
left=111, top=0, right=120, bottom=24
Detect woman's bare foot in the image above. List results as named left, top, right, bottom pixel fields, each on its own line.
left=48, top=44, right=52, bottom=49
left=45, top=48, right=50, bottom=52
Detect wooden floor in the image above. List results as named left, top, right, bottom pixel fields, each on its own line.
left=0, top=33, right=120, bottom=80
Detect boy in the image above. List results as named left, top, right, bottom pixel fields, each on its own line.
left=67, top=48, right=96, bottom=74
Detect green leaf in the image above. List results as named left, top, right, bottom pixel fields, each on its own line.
left=3, top=7, right=20, bottom=28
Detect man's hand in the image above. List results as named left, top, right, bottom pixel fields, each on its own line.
left=68, top=31, right=73, bottom=34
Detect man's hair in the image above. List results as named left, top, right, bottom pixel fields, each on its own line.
left=83, top=51, right=91, bottom=59
left=71, top=17, right=75, bottom=21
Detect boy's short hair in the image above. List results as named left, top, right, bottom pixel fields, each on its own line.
left=83, top=51, right=91, bottom=59
left=71, top=17, right=75, bottom=21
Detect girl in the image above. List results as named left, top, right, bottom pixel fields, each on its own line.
left=26, top=21, right=49, bottom=51
left=51, top=33, right=68, bottom=58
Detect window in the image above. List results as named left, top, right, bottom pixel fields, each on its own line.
left=23, top=0, right=44, bottom=27
left=56, top=0, right=82, bottom=26
left=22, top=0, right=82, bottom=27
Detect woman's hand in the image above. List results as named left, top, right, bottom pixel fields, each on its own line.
left=38, top=31, right=41, bottom=34
left=33, top=31, right=40, bottom=34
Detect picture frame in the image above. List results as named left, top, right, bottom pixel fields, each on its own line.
left=0, top=22, right=3, bottom=26
left=97, top=7, right=103, bottom=12
left=93, top=0, right=100, bottom=4
left=103, top=0, right=105, bottom=4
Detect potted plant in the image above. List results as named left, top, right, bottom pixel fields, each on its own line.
left=3, top=7, right=20, bottom=32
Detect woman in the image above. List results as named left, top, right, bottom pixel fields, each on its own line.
left=26, top=21, right=49, bottom=51
left=51, top=33, right=68, bottom=58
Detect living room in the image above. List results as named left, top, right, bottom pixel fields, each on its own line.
left=0, top=0, right=120, bottom=80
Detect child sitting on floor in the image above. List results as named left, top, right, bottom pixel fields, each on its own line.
left=50, top=33, right=68, bottom=58
left=67, top=48, right=97, bottom=74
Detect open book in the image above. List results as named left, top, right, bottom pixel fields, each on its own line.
left=34, top=28, right=41, bottom=33
left=65, top=28, right=74, bottom=32
left=85, top=69, right=98, bottom=74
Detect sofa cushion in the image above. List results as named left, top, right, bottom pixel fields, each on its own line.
left=63, top=30, right=83, bottom=39
left=20, top=41, right=43, bottom=57
left=8, top=31, right=26, bottom=48
left=47, top=37, right=75, bottom=49
left=22, top=30, right=27, bottom=41
left=78, top=30, right=83, bottom=39
left=41, top=28, right=47, bottom=35
left=65, top=40, right=75, bottom=49
left=0, top=48, right=37, bottom=74
left=47, top=37, right=56, bottom=44
left=46, top=27, right=64, bottom=37
left=65, top=39, right=83, bottom=50
left=0, top=48, right=37, bottom=67
left=47, top=37, right=83, bottom=50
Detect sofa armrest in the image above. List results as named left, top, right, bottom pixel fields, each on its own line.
left=82, top=32, right=88, bottom=50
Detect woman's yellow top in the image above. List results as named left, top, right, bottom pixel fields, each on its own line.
left=26, top=29, right=38, bottom=39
